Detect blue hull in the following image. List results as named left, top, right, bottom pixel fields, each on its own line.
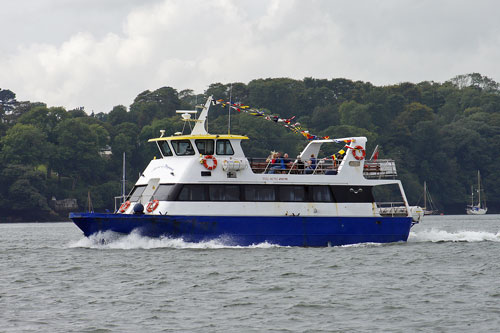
left=69, top=213, right=413, bottom=247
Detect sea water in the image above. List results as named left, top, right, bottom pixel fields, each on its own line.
left=1, top=215, right=500, bottom=332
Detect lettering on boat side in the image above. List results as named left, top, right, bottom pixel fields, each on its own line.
left=152, top=163, right=174, bottom=172
left=262, top=176, right=289, bottom=181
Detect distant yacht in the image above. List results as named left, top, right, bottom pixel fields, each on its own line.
left=466, top=170, right=487, bottom=215
left=421, top=181, right=438, bottom=215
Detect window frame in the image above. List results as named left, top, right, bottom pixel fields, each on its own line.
left=195, top=139, right=215, bottom=155
left=216, top=139, right=234, bottom=155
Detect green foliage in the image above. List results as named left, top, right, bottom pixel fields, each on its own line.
left=0, top=123, right=50, bottom=165
left=1, top=73, right=500, bottom=220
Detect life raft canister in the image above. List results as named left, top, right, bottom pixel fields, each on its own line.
left=352, top=145, right=366, bottom=160
left=146, top=199, right=159, bottom=213
left=202, top=155, right=217, bottom=170
left=119, top=200, right=131, bottom=213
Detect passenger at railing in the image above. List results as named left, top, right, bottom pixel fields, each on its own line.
left=307, top=154, right=317, bottom=171
left=282, top=153, right=291, bottom=169
left=295, top=155, right=305, bottom=174
left=269, top=152, right=283, bottom=174
left=333, top=153, right=343, bottom=169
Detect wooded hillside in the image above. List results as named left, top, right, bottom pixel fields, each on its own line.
left=1, top=73, right=499, bottom=221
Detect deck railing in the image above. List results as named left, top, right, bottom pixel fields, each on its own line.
left=247, top=157, right=397, bottom=179
left=376, top=202, right=408, bottom=216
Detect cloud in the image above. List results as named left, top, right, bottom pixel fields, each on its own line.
left=1, top=0, right=500, bottom=113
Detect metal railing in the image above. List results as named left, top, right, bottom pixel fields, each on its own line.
left=376, top=202, right=408, bottom=216
left=247, top=157, right=397, bottom=178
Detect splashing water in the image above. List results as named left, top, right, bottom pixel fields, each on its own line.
left=68, top=230, right=280, bottom=250
left=409, top=228, right=500, bottom=243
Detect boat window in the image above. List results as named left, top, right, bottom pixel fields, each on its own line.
left=152, top=184, right=175, bottom=201
left=244, top=185, right=276, bottom=201
left=195, top=139, right=215, bottom=155
left=158, top=141, right=173, bottom=157
left=128, top=185, right=147, bottom=202
left=310, top=186, right=334, bottom=202
left=177, top=184, right=208, bottom=201
left=171, top=140, right=195, bottom=156
left=216, top=139, right=234, bottom=155
left=209, top=184, right=240, bottom=201
left=279, top=185, right=305, bottom=202
left=331, top=185, right=374, bottom=203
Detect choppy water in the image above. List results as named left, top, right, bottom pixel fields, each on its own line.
left=1, top=215, right=500, bottom=332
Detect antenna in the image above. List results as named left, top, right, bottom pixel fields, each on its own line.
left=228, top=83, right=233, bottom=135
left=122, top=152, right=126, bottom=203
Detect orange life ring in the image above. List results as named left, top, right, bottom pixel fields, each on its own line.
left=146, top=200, right=159, bottom=213
left=202, top=155, right=217, bottom=170
left=352, top=145, right=366, bottom=160
left=119, top=200, right=131, bottom=213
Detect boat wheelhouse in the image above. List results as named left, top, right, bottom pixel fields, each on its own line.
left=70, top=96, right=422, bottom=246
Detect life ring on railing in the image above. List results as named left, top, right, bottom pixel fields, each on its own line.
left=202, top=155, right=217, bottom=170
left=352, top=145, right=366, bottom=160
left=119, top=200, right=131, bottom=213
left=146, top=200, right=159, bottom=213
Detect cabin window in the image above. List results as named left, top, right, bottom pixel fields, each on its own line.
left=244, top=185, right=275, bottom=201
left=195, top=139, right=215, bottom=155
left=171, top=140, right=195, bottom=156
left=216, top=139, right=234, bottom=155
left=310, top=186, right=333, bottom=202
left=158, top=141, right=173, bottom=157
left=279, top=185, right=305, bottom=202
left=330, top=185, right=374, bottom=203
left=152, top=184, right=175, bottom=201
left=177, top=184, right=208, bottom=201
left=209, top=184, right=240, bottom=201
left=128, top=185, right=147, bottom=202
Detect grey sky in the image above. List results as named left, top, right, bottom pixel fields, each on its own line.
left=1, top=0, right=499, bottom=113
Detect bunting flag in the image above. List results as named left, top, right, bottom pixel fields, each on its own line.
left=215, top=99, right=331, bottom=141
left=214, top=99, right=355, bottom=158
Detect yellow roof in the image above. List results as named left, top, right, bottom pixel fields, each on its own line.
left=148, top=134, right=249, bottom=142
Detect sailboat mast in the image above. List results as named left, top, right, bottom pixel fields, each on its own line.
left=477, top=170, right=481, bottom=206
left=122, top=152, right=126, bottom=203
left=423, top=181, right=427, bottom=211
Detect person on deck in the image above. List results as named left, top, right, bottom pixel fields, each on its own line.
left=295, top=155, right=305, bottom=174
left=269, top=152, right=283, bottom=174
left=307, top=154, right=317, bottom=170
left=281, top=153, right=291, bottom=170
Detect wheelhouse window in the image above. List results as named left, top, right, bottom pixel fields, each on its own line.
left=209, top=185, right=240, bottom=201
left=177, top=184, right=208, bottom=201
left=152, top=184, right=175, bottom=201
left=244, top=185, right=275, bottom=201
left=171, top=140, right=195, bottom=156
left=128, top=185, right=147, bottom=202
left=216, top=139, right=234, bottom=155
left=195, top=139, right=215, bottom=155
left=279, top=185, right=305, bottom=202
left=158, top=141, right=173, bottom=157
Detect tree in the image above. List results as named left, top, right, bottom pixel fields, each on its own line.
left=130, top=87, right=181, bottom=127
left=0, top=123, right=50, bottom=166
left=52, top=118, right=105, bottom=187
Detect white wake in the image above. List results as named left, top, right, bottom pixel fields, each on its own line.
left=68, top=230, right=280, bottom=249
left=409, top=228, right=500, bottom=242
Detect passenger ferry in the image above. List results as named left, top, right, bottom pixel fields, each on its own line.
left=70, top=96, right=423, bottom=246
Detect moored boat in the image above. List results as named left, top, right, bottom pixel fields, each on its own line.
left=70, top=96, right=423, bottom=246
left=466, top=170, right=487, bottom=215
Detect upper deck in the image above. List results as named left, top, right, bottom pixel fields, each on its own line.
left=138, top=96, right=398, bottom=187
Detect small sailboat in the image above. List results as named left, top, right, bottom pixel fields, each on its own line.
left=466, top=170, right=487, bottom=215
left=422, top=181, right=438, bottom=215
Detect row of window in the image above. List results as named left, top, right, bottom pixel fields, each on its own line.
left=129, top=184, right=375, bottom=203
left=158, top=139, right=234, bottom=157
